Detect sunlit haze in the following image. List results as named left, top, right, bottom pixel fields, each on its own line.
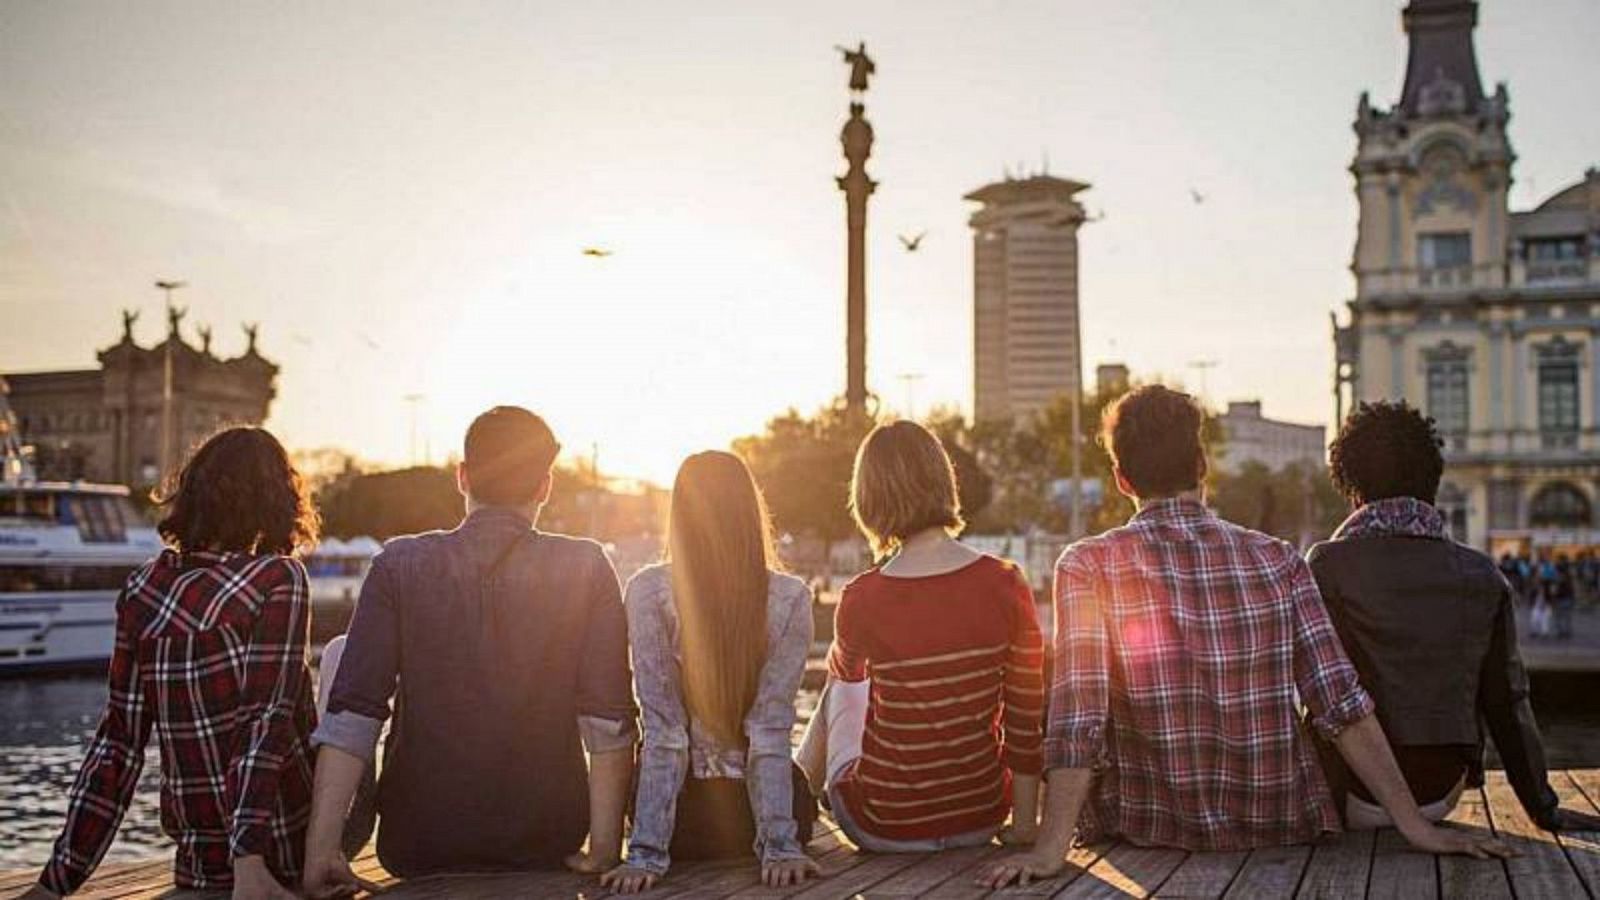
left=3, top=1, right=1597, bottom=483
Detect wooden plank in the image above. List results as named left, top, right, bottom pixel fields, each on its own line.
left=915, top=840, right=1109, bottom=900
left=1293, top=829, right=1373, bottom=900
left=1364, top=828, right=1434, bottom=900
left=855, top=844, right=1001, bottom=898
left=1554, top=770, right=1600, bottom=898
left=1057, top=844, right=1186, bottom=899
left=777, top=852, right=925, bottom=900
left=1220, top=845, right=1309, bottom=899
left=1436, top=785, right=1512, bottom=900
left=1152, top=850, right=1246, bottom=898
left=1483, top=770, right=1587, bottom=899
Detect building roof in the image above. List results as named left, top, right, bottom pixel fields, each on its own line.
left=964, top=174, right=1090, bottom=206
left=1532, top=173, right=1597, bottom=213
left=1397, top=0, right=1485, bottom=116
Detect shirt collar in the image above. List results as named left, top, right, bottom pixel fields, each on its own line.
left=1333, top=496, right=1447, bottom=541
left=1129, top=495, right=1212, bottom=526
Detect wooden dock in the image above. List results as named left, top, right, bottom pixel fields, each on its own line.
left=4, top=770, right=1598, bottom=899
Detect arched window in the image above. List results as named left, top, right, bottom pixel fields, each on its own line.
left=1528, top=483, right=1591, bottom=529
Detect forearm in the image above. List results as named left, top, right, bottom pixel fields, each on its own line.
left=1011, top=773, right=1042, bottom=831
left=748, top=744, right=805, bottom=861
left=587, top=745, right=635, bottom=865
left=625, top=743, right=687, bottom=873
left=1031, top=768, right=1092, bottom=862
left=305, top=745, right=367, bottom=862
left=1332, top=713, right=1429, bottom=836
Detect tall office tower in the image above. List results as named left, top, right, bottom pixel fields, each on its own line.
left=966, top=174, right=1090, bottom=424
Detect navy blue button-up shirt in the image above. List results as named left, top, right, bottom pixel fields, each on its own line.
left=313, top=507, right=637, bottom=875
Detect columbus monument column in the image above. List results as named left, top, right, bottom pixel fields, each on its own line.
left=837, top=41, right=876, bottom=415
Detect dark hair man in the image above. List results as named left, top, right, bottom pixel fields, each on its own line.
left=301, top=407, right=638, bottom=896
left=1305, top=400, right=1595, bottom=833
left=981, top=387, right=1507, bottom=888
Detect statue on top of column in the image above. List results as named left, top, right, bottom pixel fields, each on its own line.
left=243, top=322, right=260, bottom=355
left=836, top=41, right=874, bottom=93
left=121, top=309, right=139, bottom=343
left=167, top=304, right=186, bottom=337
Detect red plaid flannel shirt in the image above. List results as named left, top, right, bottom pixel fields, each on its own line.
left=41, top=550, right=316, bottom=894
left=1044, top=499, right=1374, bottom=850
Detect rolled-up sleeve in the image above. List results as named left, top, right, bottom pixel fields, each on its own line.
left=1287, top=552, right=1374, bottom=739
left=1042, top=546, right=1111, bottom=771
left=312, top=550, right=401, bottom=762
left=576, top=547, right=638, bottom=752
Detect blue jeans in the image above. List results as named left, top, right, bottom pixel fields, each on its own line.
left=827, top=784, right=997, bottom=853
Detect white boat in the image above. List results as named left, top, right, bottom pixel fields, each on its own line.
left=0, top=375, right=162, bottom=672
left=0, top=482, right=162, bottom=673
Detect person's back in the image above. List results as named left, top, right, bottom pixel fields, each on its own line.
left=306, top=407, right=637, bottom=887
left=336, top=518, right=632, bottom=872
left=30, top=428, right=321, bottom=899
left=1054, top=497, right=1366, bottom=848
left=1306, top=401, right=1569, bottom=832
left=979, top=387, right=1505, bottom=890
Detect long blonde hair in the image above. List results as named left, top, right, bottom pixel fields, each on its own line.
left=666, top=451, right=776, bottom=748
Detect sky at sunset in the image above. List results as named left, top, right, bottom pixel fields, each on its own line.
left=2, top=1, right=1597, bottom=484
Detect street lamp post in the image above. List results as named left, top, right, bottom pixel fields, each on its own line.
left=155, top=279, right=187, bottom=482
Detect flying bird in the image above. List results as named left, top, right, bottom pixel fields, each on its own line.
left=581, top=247, right=613, bottom=258
left=898, top=231, right=927, bottom=252
left=359, top=331, right=381, bottom=350
left=1189, top=188, right=1206, bottom=205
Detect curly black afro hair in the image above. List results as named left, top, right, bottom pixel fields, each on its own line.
left=1328, top=400, right=1444, bottom=506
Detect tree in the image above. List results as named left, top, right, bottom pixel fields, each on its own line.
left=1210, top=460, right=1347, bottom=546
left=732, top=401, right=876, bottom=543
left=317, top=466, right=462, bottom=539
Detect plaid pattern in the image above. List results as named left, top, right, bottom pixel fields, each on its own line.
left=41, top=550, right=316, bottom=894
left=1044, top=499, right=1374, bottom=850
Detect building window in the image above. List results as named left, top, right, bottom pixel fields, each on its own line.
left=1535, top=338, right=1581, bottom=449
left=1418, top=231, right=1471, bottom=287
left=1528, top=482, right=1591, bottom=529
left=1424, top=343, right=1470, bottom=445
left=1525, top=236, right=1586, bottom=282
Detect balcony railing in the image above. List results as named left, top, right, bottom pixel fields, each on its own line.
left=1525, top=259, right=1589, bottom=284
left=1418, top=266, right=1473, bottom=288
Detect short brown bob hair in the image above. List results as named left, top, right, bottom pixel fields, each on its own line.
left=850, top=420, right=964, bottom=559
left=156, top=427, right=320, bottom=555
left=1099, top=385, right=1207, bottom=499
left=463, top=406, right=561, bottom=507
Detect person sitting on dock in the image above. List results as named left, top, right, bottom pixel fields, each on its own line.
left=25, top=428, right=322, bottom=900
left=600, top=451, right=818, bottom=894
left=980, top=386, right=1509, bottom=888
left=1305, top=400, right=1598, bottom=834
left=797, top=421, right=1047, bottom=856
left=300, top=406, right=639, bottom=896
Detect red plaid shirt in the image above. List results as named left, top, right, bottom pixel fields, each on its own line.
left=41, top=550, right=316, bottom=894
left=1044, top=499, right=1374, bottom=850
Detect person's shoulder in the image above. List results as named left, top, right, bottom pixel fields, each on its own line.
left=625, top=562, right=673, bottom=605
left=1449, top=541, right=1508, bottom=588
left=768, top=569, right=810, bottom=603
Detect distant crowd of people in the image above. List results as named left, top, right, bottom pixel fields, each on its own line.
left=22, top=388, right=1600, bottom=899
left=1498, top=551, right=1598, bottom=641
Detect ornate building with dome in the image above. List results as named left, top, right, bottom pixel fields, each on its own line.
left=4, top=311, right=277, bottom=488
left=1333, top=0, right=1600, bottom=553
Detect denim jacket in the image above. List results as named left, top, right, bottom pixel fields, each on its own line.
left=623, top=564, right=813, bottom=874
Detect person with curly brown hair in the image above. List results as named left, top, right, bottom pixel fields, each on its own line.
left=1307, top=400, right=1597, bottom=835
left=24, top=427, right=320, bottom=900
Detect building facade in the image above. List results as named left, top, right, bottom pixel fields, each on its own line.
left=5, top=314, right=277, bottom=487
left=967, top=174, right=1089, bottom=423
left=1333, top=0, right=1600, bottom=551
left=1215, top=401, right=1326, bottom=474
